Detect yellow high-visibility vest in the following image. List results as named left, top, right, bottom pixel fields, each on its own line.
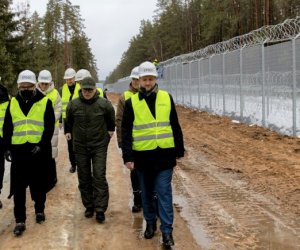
left=124, top=91, right=135, bottom=101
left=97, top=88, right=104, bottom=97
left=61, top=83, right=80, bottom=118
left=0, top=101, right=9, bottom=137
left=46, top=88, right=59, bottom=126
left=131, top=90, right=175, bottom=151
left=10, top=97, right=48, bottom=145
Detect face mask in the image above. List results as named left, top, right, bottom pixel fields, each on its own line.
left=20, top=90, right=35, bottom=101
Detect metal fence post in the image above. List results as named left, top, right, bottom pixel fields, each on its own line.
left=240, top=45, right=246, bottom=120
left=182, top=62, right=184, bottom=105
left=198, top=59, right=202, bottom=110
left=175, top=63, right=178, bottom=103
left=292, top=34, right=300, bottom=136
left=189, top=61, right=192, bottom=106
left=209, top=56, right=212, bottom=110
left=222, top=53, right=226, bottom=115
left=262, top=40, right=268, bottom=127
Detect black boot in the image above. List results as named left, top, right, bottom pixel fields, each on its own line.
left=69, top=165, right=76, bottom=173
left=162, top=233, right=174, bottom=246
left=0, top=199, right=2, bottom=209
left=95, top=211, right=105, bottom=223
left=84, top=208, right=94, bottom=218
left=36, top=212, right=46, bottom=224
left=13, top=223, right=26, bottom=236
left=144, top=222, right=157, bottom=239
left=132, top=191, right=142, bottom=213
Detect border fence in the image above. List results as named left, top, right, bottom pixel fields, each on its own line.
left=110, top=17, right=300, bottom=137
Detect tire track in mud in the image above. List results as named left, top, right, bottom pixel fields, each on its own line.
left=172, top=146, right=300, bottom=250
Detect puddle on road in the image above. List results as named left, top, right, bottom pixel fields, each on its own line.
left=172, top=156, right=300, bottom=250
left=173, top=193, right=212, bottom=249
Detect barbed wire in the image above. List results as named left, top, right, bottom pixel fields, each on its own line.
left=161, top=16, right=300, bottom=65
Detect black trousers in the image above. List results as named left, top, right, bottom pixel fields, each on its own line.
left=14, top=182, right=46, bottom=223
left=130, top=169, right=141, bottom=192
left=0, top=143, right=4, bottom=193
left=11, top=146, right=48, bottom=223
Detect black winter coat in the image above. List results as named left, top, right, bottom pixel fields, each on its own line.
left=3, top=89, right=55, bottom=197
left=121, top=87, right=184, bottom=171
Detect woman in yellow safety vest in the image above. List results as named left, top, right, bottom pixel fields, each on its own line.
left=37, top=70, right=62, bottom=185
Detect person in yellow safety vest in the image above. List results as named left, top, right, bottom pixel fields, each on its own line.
left=0, top=82, right=10, bottom=210
left=121, top=61, right=185, bottom=247
left=59, top=67, right=80, bottom=173
left=37, top=70, right=62, bottom=185
left=75, top=69, right=106, bottom=99
left=3, top=70, right=55, bottom=236
left=116, top=66, right=142, bottom=213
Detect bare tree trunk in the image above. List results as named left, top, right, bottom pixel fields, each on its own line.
left=232, top=0, right=241, bottom=35
left=265, top=0, right=270, bottom=25
left=63, top=20, right=69, bottom=68
left=159, top=39, right=163, bottom=61
left=254, top=0, right=262, bottom=28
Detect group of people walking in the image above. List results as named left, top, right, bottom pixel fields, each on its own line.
left=0, top=61, right=184, bottom=248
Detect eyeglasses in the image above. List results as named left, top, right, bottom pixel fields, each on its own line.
left=40, top=82, right=50, bottom=85
left=82, top=88, right=94, bottom=93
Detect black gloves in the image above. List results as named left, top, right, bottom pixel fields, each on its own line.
left=31, top=146, right=41, bottom=155
left=4, top=150, right=12, bottom=162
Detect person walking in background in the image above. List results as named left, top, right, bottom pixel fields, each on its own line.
left=121, top=61, right=184, bottom=247
left=0, top=82, right=10, bottom=209
left=65, top=77, right=115, bottom=223
left=116, top=66, right=142, bottom=213
left=37, top=70, right=62, bottom=185
left=59, top=68, right=80, bottom=173
left=3, top=70, right=55, bottom=236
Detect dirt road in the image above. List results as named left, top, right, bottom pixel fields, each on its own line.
left=0, top=93, right=299, bottom=250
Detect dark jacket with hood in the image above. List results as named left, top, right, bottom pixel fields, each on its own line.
left=65, top=90, right=115, bottom=152
left=121, top=84, right=184, bottom=171
left=3, top=89, right=55, bottom=197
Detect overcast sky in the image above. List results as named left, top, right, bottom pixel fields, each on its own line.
left=13, top=0, right=157, bottom=80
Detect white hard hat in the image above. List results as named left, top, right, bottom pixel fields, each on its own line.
left=130, top=66, right=139, bottom=79
left=75, top=69, right=92, bottom=81
left=38, top=70, right=52, bottom=83
left=138, top=61, right=158, bottom=78
left=17, top=70, right=37, bottom=85
left=63, top=68, right=76, bottom=79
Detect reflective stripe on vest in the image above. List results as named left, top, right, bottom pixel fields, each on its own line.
left=124, top=91, right=134, bottom=101
left=0, top=101, right=9, bottom=137
left=46, top=88, right=59, bottom=126
left=61, top=83, right=80, bottom=118
left=10, top=97, right=48, bottom=144
left=97, top=88, right=104, bottom=97
left=131, top=90, right=175, bottom=151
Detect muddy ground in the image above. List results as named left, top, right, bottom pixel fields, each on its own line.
left=0, top=92, right=299, bottom=250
